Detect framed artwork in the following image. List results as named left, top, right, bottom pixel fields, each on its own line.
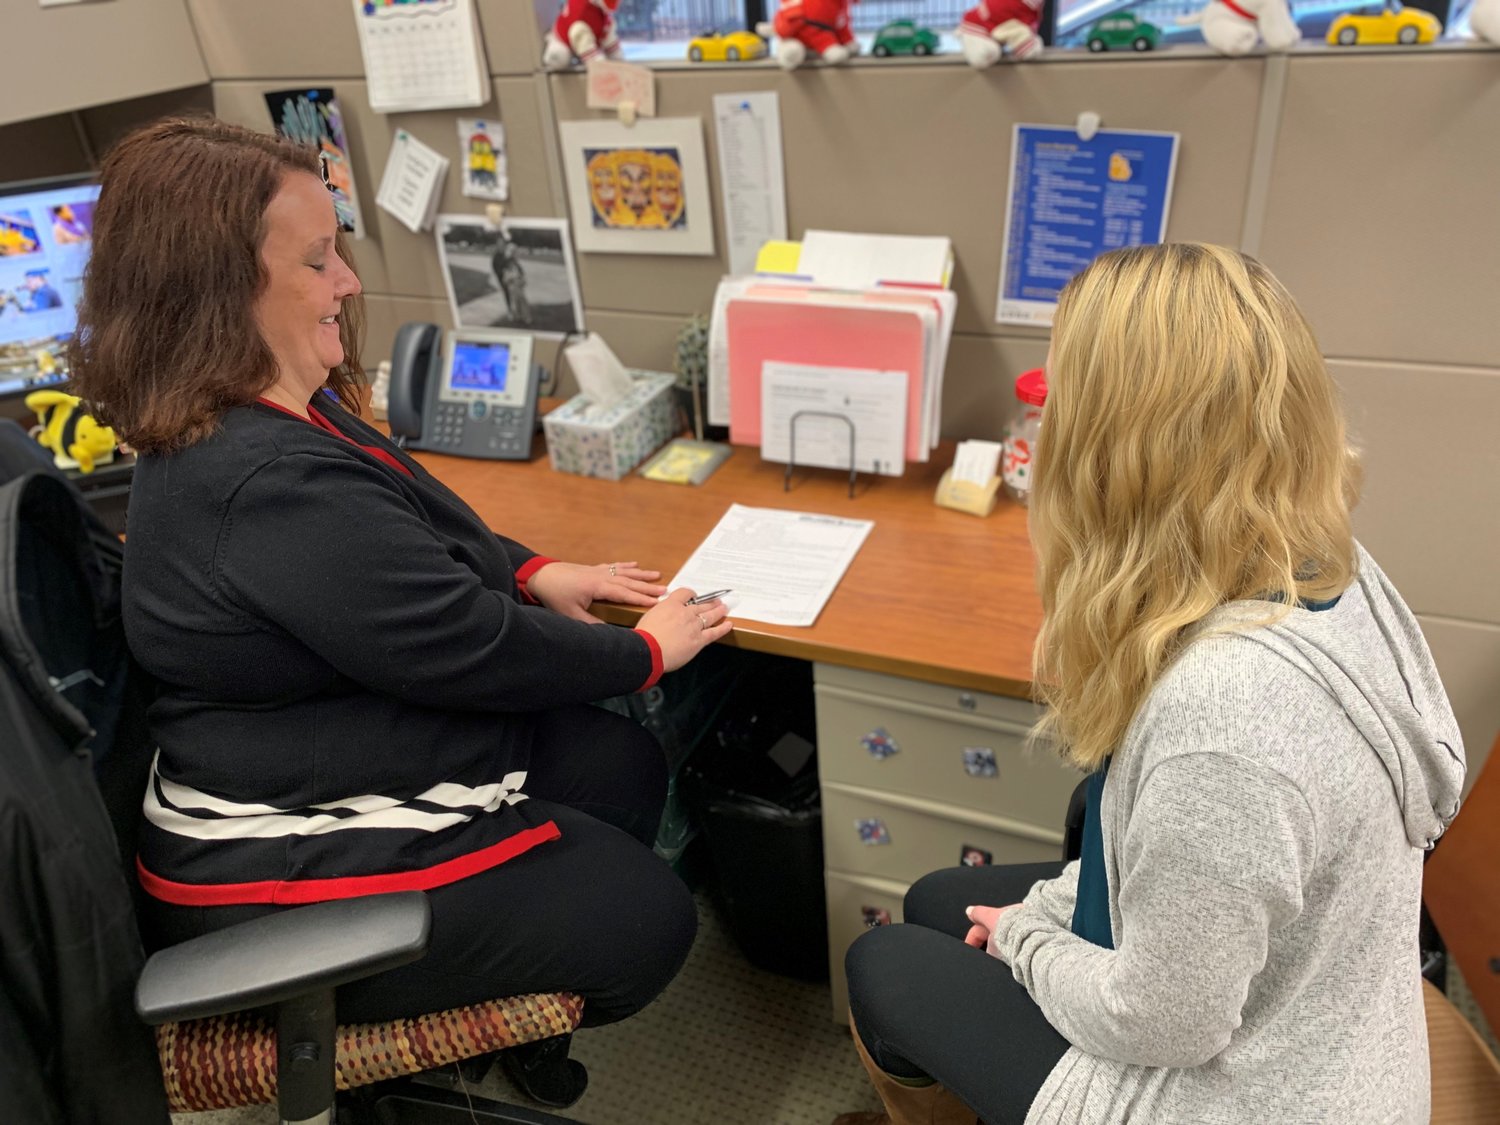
left=558, top=117, right=715, bottom=256
left=435, top=215, right=584, bottom=337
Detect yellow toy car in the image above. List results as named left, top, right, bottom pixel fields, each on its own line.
left=686, top=29, right=768, bottom=62
left=1327, top=1, right=1442, bottom=45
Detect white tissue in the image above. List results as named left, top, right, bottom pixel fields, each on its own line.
left=564, top=333, right=636, bottom=415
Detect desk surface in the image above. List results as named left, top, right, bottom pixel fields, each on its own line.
left=408, top=425, right=1042, bottom=699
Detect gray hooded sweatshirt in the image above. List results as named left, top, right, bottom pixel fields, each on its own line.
left=993, top=544, right=1466, bottom=1124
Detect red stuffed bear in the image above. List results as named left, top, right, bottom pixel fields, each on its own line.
left=542, top=0, right=623, bottom=70
left=758, top=0, right=859, bottom=69
left=957, top=0, right=1044, bottom=67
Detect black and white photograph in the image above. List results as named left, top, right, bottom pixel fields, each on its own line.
left=435, top=215, right=584, bottom=337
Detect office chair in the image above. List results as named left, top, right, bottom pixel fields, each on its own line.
left=0, top=467, right=587, bottom=1125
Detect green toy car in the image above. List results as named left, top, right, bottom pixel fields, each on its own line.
left=872, top=19, right=940, bottom=56
left=1084, top=12, right=1162, bottom=51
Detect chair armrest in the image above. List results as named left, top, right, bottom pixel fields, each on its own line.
left=136, top=891, right=431, bottom=1025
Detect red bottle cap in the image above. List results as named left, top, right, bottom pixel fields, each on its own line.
left=1015, top=368, right=1048, bottom=407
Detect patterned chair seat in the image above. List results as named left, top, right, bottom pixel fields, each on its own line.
left=156, top=990, right=584, bottom=1113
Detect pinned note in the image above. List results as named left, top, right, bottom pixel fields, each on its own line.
left=586, top=60, right=656, bottom=118
left=375, top=130, right=449, bottom=233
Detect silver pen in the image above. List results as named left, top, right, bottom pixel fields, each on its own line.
left=685, top=589, right=732, bottom=605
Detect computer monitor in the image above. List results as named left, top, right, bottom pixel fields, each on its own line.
left=0, top=175, right=100, bottom=400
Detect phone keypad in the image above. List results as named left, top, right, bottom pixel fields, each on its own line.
left=427, top=400, right=531, bottom=457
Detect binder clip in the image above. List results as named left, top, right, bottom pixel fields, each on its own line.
left=934, top=468, right=1002, bottom=517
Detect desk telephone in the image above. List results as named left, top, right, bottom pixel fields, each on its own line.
left=387, top=322, right=540, bottom=460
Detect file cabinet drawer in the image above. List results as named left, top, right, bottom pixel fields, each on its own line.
left=821, top=785, right=1062, bottom=886
left=815, top=682, right=1080, bottom=828
left=816, top=663, right=1043, bottom=726
left=825, top=870, right=909, bottom=1022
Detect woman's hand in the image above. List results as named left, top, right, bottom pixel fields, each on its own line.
left=636, top=588, right=733, bottom=673
left=526, top=560, right=667, bottom=623
left=964, top=903, right=1021, bottom=957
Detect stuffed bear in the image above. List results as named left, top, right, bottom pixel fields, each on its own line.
left=542, top=0, right=622, bottom=71
left=25, top=390, right=117, bottom=474
left=1178, top=0, right=1301, bottom=55
left=957, top=0, right=1045, bottom=68
left=758, top=0, right=859, bottom=70
left=1471, top=0, right=1500, bottom=42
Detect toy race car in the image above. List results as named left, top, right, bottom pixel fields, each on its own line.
left=1085, top=12, right=1163, bottom=51
left=687, top=28, right=769, bottom=61
left=1327, top=0, right=1442, bottom=44
left=872, top=19, right=941, bottom=56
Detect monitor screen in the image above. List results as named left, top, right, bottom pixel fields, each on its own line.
left=447, top=338, right=517, bottom=398
left=0, top=176, right=99, bottom=400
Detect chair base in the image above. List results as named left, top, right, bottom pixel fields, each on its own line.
left=339, top=1075, right=582, bottom=1125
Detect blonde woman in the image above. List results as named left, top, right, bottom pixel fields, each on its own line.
left=838, top=243, right=1465, bottom=1125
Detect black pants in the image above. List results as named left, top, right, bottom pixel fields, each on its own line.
left=147, top=704, right=697, bottom=1028
left=845, top=861, right=1072, bottom=1125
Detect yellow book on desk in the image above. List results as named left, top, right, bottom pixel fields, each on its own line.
left=639, top=439, right=732, bottom=485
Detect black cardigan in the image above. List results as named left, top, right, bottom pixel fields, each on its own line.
left=125, top=398, right=657, bottom=905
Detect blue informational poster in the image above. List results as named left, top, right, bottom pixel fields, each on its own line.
left=995, top=124, right=1180, bottom=327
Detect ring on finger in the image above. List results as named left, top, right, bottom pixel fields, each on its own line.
left=608, top=564, right=616, bottom=577
left=697, top=613, right=706, bottom=631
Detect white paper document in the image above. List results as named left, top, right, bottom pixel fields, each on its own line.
left=952, top=439, right=1004, bottom=486
left=376, top=129, right=449, bottom=233
left=354, top=0, right=490, bottom=114
left=713, top=92, right=788, bottom=279
left=798, top=230, right=953, bottom=291
left=668, top=504, right=874, bottom=627
left=760, top=363, right=907, bottom=477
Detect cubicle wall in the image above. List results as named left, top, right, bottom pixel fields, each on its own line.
left=0, top=1, right=1495, bottom=778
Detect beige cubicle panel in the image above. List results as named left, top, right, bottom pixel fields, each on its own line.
left=940, top=333, right=1051, bottom=440
left=186, top=0, right=367, bottom=81
left=1, top=0, right=207, bottom=127
left=1421, top=617, right=1500, bottom=788
left=550, top=57, right=1265, bottom=338
left=1334, top=358, right=1500, bottom=627
left=363, top=295, right=452, bottom=375
left=189, top=0, right=542, bottom=83
left=1258, top=54, right=1500, bottom=369
left=478, top=0, right=546, bottom=76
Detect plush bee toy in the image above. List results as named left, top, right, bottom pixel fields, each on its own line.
left=25, top=390, right=117, bottom=473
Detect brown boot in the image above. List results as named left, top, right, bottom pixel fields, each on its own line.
left=833, top=1018, right=978, bottom=1125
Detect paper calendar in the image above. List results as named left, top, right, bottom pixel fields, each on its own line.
left=353, top=0, right=490, bottom=114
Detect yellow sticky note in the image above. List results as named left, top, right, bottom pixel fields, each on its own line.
left=755, top=240, right=803, bottom=275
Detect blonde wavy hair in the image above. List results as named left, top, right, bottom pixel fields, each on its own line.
left=1031, top=243, right=1361, bottom=771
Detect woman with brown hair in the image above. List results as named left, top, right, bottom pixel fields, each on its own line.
left=838, top=244, right=1465, bottom=1124
left=70, top=116, right=730, bottom=1104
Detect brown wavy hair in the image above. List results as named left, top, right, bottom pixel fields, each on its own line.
left=1031, top=243, right=1361, bottom=770
left=68, top=116, right=365, bottom=454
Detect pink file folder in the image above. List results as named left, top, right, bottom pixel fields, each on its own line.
left=726, top=296, right=930, bottom=461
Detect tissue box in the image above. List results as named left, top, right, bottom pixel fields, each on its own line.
left=544, top=371, right=678, bottom=481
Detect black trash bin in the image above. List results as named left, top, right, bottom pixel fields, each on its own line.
left=682, top=657, right=827, bottom=981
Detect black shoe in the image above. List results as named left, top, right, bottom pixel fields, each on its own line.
left=497, top=1033, right=589, bottom=1109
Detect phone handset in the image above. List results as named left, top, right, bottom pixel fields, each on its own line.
left=387, top=321, right=441, bottom=445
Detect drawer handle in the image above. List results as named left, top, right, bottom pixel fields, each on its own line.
left=817, top=683, right=1040, bottom=736
left=958, top=692, right=977, bottom=711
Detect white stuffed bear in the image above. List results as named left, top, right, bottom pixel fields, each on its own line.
left=1471, top=0, right=1500, bottom=42
left=1178, top=0, right=1301, bottom=55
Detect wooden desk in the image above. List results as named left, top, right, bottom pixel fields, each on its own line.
left=408, top=430, right=1042, bottom=700
left=407, top=425, right=1069, bottom=1021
